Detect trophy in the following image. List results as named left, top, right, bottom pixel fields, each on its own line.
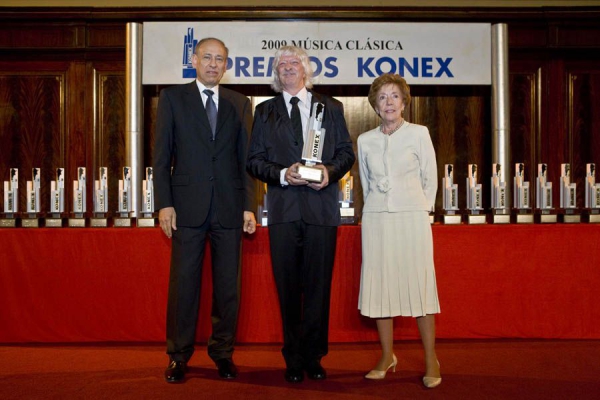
left=338, top=171, right=357, bottom=224
left=442, top=164, right=461, bottom=224
left=68, top=167, right=87, bottom=227
left=22, top=168, right=42, bottom=227
left=1, top=168, right=19, bottom=227
left=46, top=168, right=66, bottom=227
left=257, top=183, right=268, bottom=227
left=490, top=163, right=510, bottom=223
left=585, top=163, right=600, bottom=223
left=535, top=163, right=556, bottom=223
left=90, top=167, right=109, bottom=227
left=465, top=164, right=485, bottom=224
left=513, top=163, right=533, bottom=223
left=114, top=166, right=132, bottom=227
left=559, top=163, right=580, bottom=223
left=299, top=102, right=326, bottom=183
left=137, top=167, right=156, bottom=227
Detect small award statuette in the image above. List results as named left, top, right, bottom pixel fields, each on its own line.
left=442, top=164, right=461, bottom=224
left=22, top=168, right=43, bottom=227
left=90, top=167, right=109, bottom=227
left=46, top=168, right=66, bottom=227
left=559, top=163, right=580, bottom=223
left=491, top=163, right=510, bottom=224
left=298, top=102, right=326, bottom=183
left=585, top=163, right=600, bottom=223
left=465, top=164, right=486, bottom=224
left=68, top=167, right=87, bottom=227
left=513, top=163, right=533, bottom=223
left=114, top=166, right=132, bottom=227
left=535, top=163, right=556, bottom=223
left=137, top=167, right=156, bottom=227
left=1, top=168, right=19, bottom=227
left=338, top=172, right=357, bottom=224
left=257, top=183, right=268, bottom=227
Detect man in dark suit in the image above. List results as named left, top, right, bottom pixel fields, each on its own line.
left=154, top=37, right=256, bottom=383
left=247, top=46, right=355, bottom=383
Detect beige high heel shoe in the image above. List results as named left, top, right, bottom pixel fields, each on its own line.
left=365, top=354, right=397, bottom=380
left=422, top=360, right=441, bottom=388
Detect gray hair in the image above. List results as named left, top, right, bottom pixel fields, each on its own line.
left=270, top=45, right=314, bottom=93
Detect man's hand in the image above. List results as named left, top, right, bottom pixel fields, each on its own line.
left=243, top=211, right=256, bottom=234
left=284, top=162, right=309, bottom=186
left=307, top=164, right=329, bottom=191
left=158, top=207, right=177, bottom=238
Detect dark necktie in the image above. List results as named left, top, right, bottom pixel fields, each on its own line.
left=289, top=96, right=303, bottom=147
left=203, top=89, right=217, bottom=139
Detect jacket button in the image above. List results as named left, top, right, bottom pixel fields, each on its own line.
left=209, top=176, right=214, bottom=181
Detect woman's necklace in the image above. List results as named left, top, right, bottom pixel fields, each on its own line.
left=380, top=119, right=404, bottom=135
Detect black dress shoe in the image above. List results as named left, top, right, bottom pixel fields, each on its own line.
left=216, top=358, right=238, bottom=379
left=305, top=361, right=326, bottom=380
left=164, top=360, right=187, bottom=383
left=285, top=367, right=304, bottom=383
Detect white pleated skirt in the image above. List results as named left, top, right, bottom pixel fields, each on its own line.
left=358, top=211, right=440, bottom=318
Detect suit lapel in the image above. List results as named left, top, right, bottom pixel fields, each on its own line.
left=185, top=81, right=213, bottom=136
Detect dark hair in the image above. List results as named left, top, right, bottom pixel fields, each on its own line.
left=195, top=37, right=229, bottom=58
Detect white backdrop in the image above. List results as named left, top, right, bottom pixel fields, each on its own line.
left=143, top=22, right=491, bottom=85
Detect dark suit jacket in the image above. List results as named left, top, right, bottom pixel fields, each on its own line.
left=153, top=82, right=256, bottom=228
left=247, top=91, right=355, bottom=226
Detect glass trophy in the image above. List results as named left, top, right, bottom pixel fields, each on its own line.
left=46, top=168, right=66, bottom=227
left=299, top=102, right=326, bottom=183
left=585, top=163, right=600, bottom=223
left=338, top=171, right=357, bottom=224
left=1, top=168, right=19, bottom=227
left=442, top=164, right=460, bottom=224
left=559, top=163, right=580, bottom=223
left=137, top=167, right=156, bottom=227
left=22, top=168, right=43, bottom=227
left=114, top=166, right=132, bottom=227
left=513, top=163, right=533, bottom=223
left=490, top=163, right=510, bottom=223
left=90, top=167, right=109, bottom=227
left=465, top=164, right=485, bottom=224
left=535, top=163, right=556, bottom=223
left=257, top=183, right=268, bottom=227
left=68, top=167, right=87, bottom=227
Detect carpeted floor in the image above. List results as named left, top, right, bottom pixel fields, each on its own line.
left=1, top=340, right=599, bottom=399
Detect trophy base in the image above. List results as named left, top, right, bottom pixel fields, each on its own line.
left=536, top=212, right=557, bottom=224
left=68, top=218, right=86, bottom=228
left=0, top=218, right=17, bottom=228
left=340, top=206, right=357, bottom=225
left=465, top=214, right=487, bottom=224
left=136, top=217, right=156, bottom=228
left=21, top=217, right=41, bottom=228
left=443, top=214, right=462, bottom=225
left=585, top=210, right=600, bottom=223
left=298, top=165, right=323, bottom=183
left=45, top=217, right=65, bottom=227
left=90, top=217, right=108, bottom=227
left=113, top=217, right=132, bottom=227
left=260, top=217, right=268, bottom=226
left=560, top=211, right=581, bottom=224
left=515, top=213, right=534, bottom=224
left=492, top=210, right=510, bottom=224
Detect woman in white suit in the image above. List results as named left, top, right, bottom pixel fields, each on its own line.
left=357, top=74, right=441, bottom=388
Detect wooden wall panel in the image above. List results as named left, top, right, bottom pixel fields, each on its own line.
left=93, top=64, right=126, bottom=213
left=568, top=70, right=600, bottom=208
left=0, top=71, right=64, bottom=213
left=509, top=66, right=540, bottom=205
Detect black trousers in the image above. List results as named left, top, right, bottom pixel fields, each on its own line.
left=166, top=204, right=242, bottom=363
left=268, top=220, right=338, bottom=369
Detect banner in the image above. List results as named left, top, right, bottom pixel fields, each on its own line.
left=143, top=22, right=491, bottom=85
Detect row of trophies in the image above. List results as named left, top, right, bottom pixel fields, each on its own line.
left=442, top=163, right=600, bottom=224
left=1, top=167, right=156, bottom=228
